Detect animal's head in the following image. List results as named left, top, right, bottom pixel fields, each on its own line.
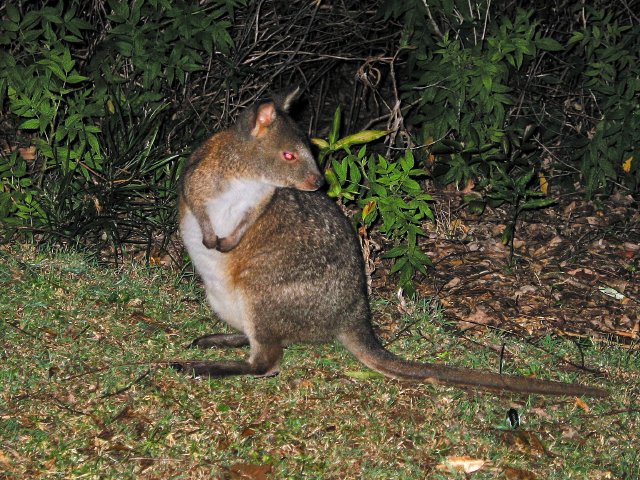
left=237, top=87, right=323, bottom=191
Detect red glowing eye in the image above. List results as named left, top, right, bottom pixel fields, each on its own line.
left=283, top=151, right=296, bottom=162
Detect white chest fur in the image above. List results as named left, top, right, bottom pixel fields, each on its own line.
left=180, top=179, right=274, bottom=335
left=206, top=179, right=274, bottom=238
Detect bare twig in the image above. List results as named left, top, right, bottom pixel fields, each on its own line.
left=422, top=0, right=444, bottom=39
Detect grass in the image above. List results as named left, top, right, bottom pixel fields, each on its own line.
left=1, top=245, right=639, bottom=479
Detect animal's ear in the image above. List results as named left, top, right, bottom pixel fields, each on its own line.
left=281, top=86, right=302, bottom=113
left=256, top=102, right=277, bottom=128
left=249, top=101, right=277, bottom=138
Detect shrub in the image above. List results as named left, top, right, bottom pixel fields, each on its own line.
left=317, top=108, right=433, bottom=294
left=0, top=0, right=241, bottom=252
left=566, top=8, right=640, bottom=195
left=383, top=0, right=639, bottom=199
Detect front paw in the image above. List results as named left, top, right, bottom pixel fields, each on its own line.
left=202, top=233, right=219, bottom=250
left=215, top=236, right=238, bottom=252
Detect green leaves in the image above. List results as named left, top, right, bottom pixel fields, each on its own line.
left=100, top=0, right=236, bottom=92
left=18, top=119, right=40, bottom=130
left=520, top=198, right=556, bottom=210
left=390, top=2, right=639, bottom=198
left=404, top=10, right=544, bottom=192
left=333, top=130, right=391, bottom=151
left=1, top=0, right=242, bottom=251
left=329, top=105, right=341, bottom=145
left=314, top=107, right=390, bottom=168
left=344, top=370, right=384, bottom=380
left=413, top=9, right=536, bottom=158
left=318, top=110, right=433, bottom=294
left=5, top=5, right=20, bottom=23
left=365, top=149, right=435, bottom=294
left=566, top=10, right=640, bottom=196
left=535, top=37, right=563, bottom=52
left=0, top=151, right=42, bottom=232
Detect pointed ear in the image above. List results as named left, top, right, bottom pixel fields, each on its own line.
left=251, top=102, right=276, bottom=137
left=282, top=86, right=302, bottom=112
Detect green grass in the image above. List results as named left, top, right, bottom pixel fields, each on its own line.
left=1, top=246, right=638, bottom=479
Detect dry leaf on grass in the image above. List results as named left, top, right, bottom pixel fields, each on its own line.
left=561, top=426, right=582, bottom=442
left=458, top=306, right=493, bottom=330
left=436, top=455, right=488, bottom=473
left=503, top=466, right=537, bottom=479
left=499, top=431, right=548, bottom=457
left=574, top=397, right=590, bottom=413
left=0, top=450, right=11, bottom=466
left=226, top=463, right=273, bottom=480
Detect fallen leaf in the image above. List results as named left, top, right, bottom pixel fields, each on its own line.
left=492, top=224, right=506, bottom=236
left=567, top=267, right=595, bottom=277
left=241, top=422, right=263, bottom=438
left=503, top=466, right=537, bottom=479
left=597, top=286, right=625, bottom=300
left=297, top=379, right=313, bottom=389
left=575, top=397, right=590, bottom=413
left=362, top=200, right=376, bottom=218
left=396, top=288, right=416, bottom=314
left=97, top=429, right=114, bottom=441
left=499, top=431, right=548, bottom=457
left=437, top=455, right=487, bottom=473
left=514, top=285, right=537, bottom=296
left=467, top=242, right=480, bottom=252
left=137, top=457, right=154, bottom=472
left=562, top=201, right=576, bottom=215
left=588, top=470, right=615, bottom=479
left=459, top=307, right=493, bottom=329
left=449, top=218, right=468, bottom=234
left=462, top=179, right=475, bottom=193
left=561, top=426, right=581, bottom=441
left=149, top=254, right=171, bottom=266
left=529, top=407, right=551, bottom=420
left=444, top=277, right=461, bottom=289
left=126, top=298, right=144, bottom=308
left=539, top=172, right=548, bottom=195
left=18, top=145, right=37, bottom=160
left=227, top=463, right=273, bottom=480
left=107, top=441, right=133, bottom=452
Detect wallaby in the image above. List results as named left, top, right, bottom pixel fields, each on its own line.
left=175, top=90, right=608, bottom=397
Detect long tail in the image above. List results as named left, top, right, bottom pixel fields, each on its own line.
left=339, top=328, right=608, bottom=397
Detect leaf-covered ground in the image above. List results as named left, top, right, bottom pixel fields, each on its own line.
left=374, top=191, right=640, bottom=347
left=1, top=193, right=639, bottom=479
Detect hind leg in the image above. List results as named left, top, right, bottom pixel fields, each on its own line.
left=189, top=333, right=250, bottom=349
left=172, top=341, right=283, bottom=378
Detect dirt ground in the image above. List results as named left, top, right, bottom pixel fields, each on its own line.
left=371, top=191, right=640, bottom=349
